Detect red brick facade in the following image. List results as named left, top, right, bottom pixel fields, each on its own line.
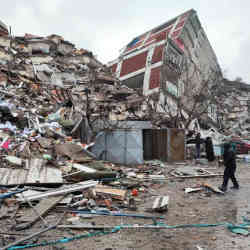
left=111, top=63, right=117, bottom=73
left=151, top=44, right=164, bottom=64
left=149, top=66, right=161, bottom=89
left=120, top=51, right=148, bottom=77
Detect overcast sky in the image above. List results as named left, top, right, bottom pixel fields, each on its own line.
left=1, top=0, right=249, bottom=82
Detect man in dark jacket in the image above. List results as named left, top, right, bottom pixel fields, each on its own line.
left=205, top=137, right=215, bottom=162
left=219, top=143, right=239, bottom=192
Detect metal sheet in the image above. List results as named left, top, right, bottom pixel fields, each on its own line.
left=92, top=130, right=143, bottom=165
left=168, top=128, right=185, bottom=162
left=155, top=129, right=168, bottom=161
left=143, top=129, right=168, bottom=161
left=17, top=180, right=97, bottom=202
left=0, top=158, right=62, bottom=185
left=143, top=129, right=153, bottom=160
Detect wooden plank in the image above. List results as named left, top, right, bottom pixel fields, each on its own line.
left=25, top=159, right=62, bottom=183
left=17, top=195, right=65, bottom=230
left=203, top=183, right=224, bottom=194
left=94, top=184, right=127, bottom=200
left=169, top=129, right=185, bottom=162
left=0, top=168, right=27, bottom=185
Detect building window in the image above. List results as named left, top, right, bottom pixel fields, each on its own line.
left=122, top=72, right=145, bottom=89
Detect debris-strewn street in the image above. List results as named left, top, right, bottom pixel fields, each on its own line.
left=0, top=3, right=249, bottom=250
left=57, top=161, right=250, bottom=250
left=0, top=160, right=249, bottom=249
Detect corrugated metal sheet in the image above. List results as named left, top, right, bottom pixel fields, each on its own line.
left=92, top=128, right=185, bottom=164
left=168, top=128, right=185, bottom=162
left=0, top=158, right=62, bottom=185
left=17, top=181, right=97, bottom=202
left=143, top=129, right=168, bottom=161
left=143, top=129, right=185, bottom=162
left=92, top=130, right=143, bottom=165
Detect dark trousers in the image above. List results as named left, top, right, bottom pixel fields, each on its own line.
left=222, top=166, right=239, bottom=189
left=196, top=146, right=200, bottom=159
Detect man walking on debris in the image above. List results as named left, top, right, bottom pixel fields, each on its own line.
left=219, top=143, right=239, bottom=192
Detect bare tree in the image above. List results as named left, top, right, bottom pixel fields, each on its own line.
left=144, top=42, right=227, bottom=130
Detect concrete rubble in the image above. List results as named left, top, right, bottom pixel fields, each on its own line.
left=0, top=30, right=248, bottom=250
left=0, top=31, right=188, bottom=249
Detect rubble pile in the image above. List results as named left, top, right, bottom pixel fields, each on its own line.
left=0, top=33, right=159, bottom=159
left=0, top=32, right=175, bottom=248
left=0, top=33, right=152, bottom=133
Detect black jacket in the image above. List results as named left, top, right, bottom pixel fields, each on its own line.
left=223, top=148, right=236, bottom=168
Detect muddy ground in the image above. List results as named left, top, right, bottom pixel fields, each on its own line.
left=2, top=161, right=250, bottom=250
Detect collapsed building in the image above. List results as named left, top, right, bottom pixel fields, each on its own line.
left=0, top=17, right=188, bottom=166
left=220, top=78, right=250, bottom=137
left=0, top=14, right=248, bottom=250
left=109, top=9, right=222, bottom=129
left=0, top=31, right=151, bottom=138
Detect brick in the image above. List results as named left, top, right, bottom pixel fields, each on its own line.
left=120, top=51, right=148, bottom=77
left=111, top=63, right=117, bottom=73
left=149, top=66, right=161, bottom=89
left=152, top=45, right=164, bottom=64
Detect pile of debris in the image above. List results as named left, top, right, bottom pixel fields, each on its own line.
left=0, top=33, right=159, bottom=139
left=0, top=32, right=174, bottom=248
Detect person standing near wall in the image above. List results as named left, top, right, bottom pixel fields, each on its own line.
left=205, top=137, right=215, bottom=162
left=219, top=143, right=239, bottom=192
left=195, top=133, right=202, bottom=159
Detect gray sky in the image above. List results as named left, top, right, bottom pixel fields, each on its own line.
left=1, top=0, right=249, bottom=82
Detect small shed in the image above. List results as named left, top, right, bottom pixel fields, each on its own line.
left=91, top=128, right=185, bottom=165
